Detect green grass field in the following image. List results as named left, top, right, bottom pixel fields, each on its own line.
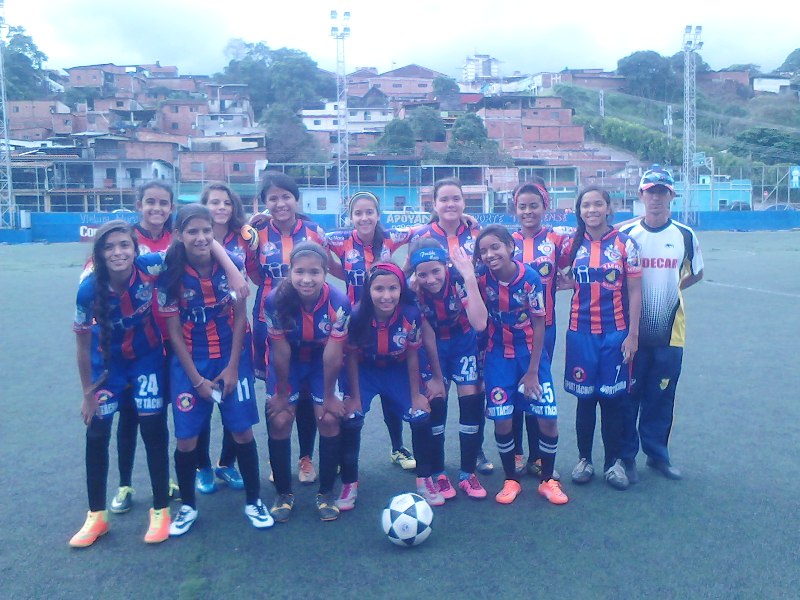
left=2, top=231, right=799, bottom=600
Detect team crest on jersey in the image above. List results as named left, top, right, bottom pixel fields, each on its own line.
left=134, top=283, right=152, bottom=302
left=218, top=276, right=230, bottom=295
left=447, top=296, right=459, bottom=312
left=182, top=288, right=197, bottom=301
left=176, top=392, right=195, bottom=412
left=463, top=237, right=476, bottom=254
left=392, top=328, right=409, bottom=349
left=144, top=262, right=161, bottom=275
left=346, top=249, right=361, bottom=263
left=261, top=241, right=277, bottom=256
left=625, top=239, right=640, bottom=266
left=538, top=241, right=555, bottom=256
left=490, top=387, right=508, bottom=405
left=576, top=245, right=589, bottom=260
left=95, top=389, right=118, bottom=417
left=573, top=367, right=586, bottom=382
left=538, top=262, right=552, bottom=278
left=454, top=281, right=466, bottom=299
left=604, top=245, right=621, bottom=263
left=516, top=311, right=528, bottom=324
left=318, top=314, right=332, bottom=335
left=512, top=289, right=527, bottom=306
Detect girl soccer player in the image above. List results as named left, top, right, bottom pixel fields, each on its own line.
left=559, top=188, right=642, bottom=490
left=409, top=239, right=489, bottom=499
left=344, top=262, right=444, bottom=507
left=191, top=182, right=259, bottom=494
left=263, top=242, right=351, bottom=522
left=160, top=205, right=271, bottom=534
left=326, top=191, right=416, bottom=471
left=474, top=225, right=568, bottom=505
left=252, top=172, right=326, bottom=486
left=71, top=220, right=172, bottom=547
left=511, top=179, right=567, bottom=479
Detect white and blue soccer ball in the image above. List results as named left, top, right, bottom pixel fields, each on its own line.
left=381, top=493, right=433, bottom=547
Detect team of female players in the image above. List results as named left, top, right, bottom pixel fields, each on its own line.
left=70, top=171, right=642, bottom=547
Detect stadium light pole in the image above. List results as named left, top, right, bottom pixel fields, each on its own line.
left=682, top=25, right=702, bottom=225
left=0, top=0, right=15, bottom=228
left=331, top=8, right=351, bottom=227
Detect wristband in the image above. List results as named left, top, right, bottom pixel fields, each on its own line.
left=193, top=378, right=206, bottom=389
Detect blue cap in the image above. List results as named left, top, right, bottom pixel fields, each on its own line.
left=639, top=167, right=675, bottom=193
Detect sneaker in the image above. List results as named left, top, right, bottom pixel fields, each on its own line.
left=436, top=474, right=457, bottom=500
left=527, top=459, right=561, bottom=481
left=646, top=457, right=682, bottom=480
left=336, top=482, right=359, bottom=511
left=624, top=459, right=640, bottom=485
left=458, top=474, right=487, bottom=499
left=110, top=486, right=134, bottom=514
left=605, top=459, right=630, bottom=490
left=270, top=494, right=294, bottom=523
left=416, top=476, right=445, bottom=507
left=245, top=500, right=275, bottom=529
left=169, top=505, right=198, bottom=536
left=169, top=479, right=181, bottom=503
left=571, top=458, right=595, bottom=484
left=495, top=479, right=522, bottom=504
left=69, top=510, right=109, bottom=548
left=316, top=493, right=340, bottom=521
left=298, top=456, right=317, bottom=484
left=215, top=464, right=245, bottom=490
left=196, top=468, right=217, bottom=494
left=144, top=508, right=170, bottom=544
left=476, top=451, right=495, bottom=475
left=538, top=479, right=569, bottom=505
left=514, top=454, right=526, bottom=475
left=390, top=447, right=417, bottom=470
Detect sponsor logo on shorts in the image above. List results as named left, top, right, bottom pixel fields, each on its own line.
left=137, top=396, right=163, bottom=410
left=659, top=378, right=670, bottom=390
left=573, top=367, right=586, bottom=382
left=176, top=392, right=195, bottom=412
left=600, top=381, right=627, bottom=395
left=95, top=389, right=118, bottom=417
left=490, top=387, right=508, bottom=405
left=564, top=380, right=593, bottom=396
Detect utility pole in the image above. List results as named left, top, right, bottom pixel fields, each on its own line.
left=665, top=105, right=673, bottom=142
left=331, top=8, right=351, bottom=227
left=0, top=0, right=15, bottom=228
left=682, top=25, right=702, bottom=225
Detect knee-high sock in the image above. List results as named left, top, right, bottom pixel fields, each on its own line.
left=512, top=408, right=524, bottom=455
left=219, top=426, right=237, bottom=468
left=339, top=415, right=363, bottom=485
left=599, top=397, right=623, bottom=472
left=525, top=414, right=542, bottom=461
left=318, top=434, right=341, bottom=495
left=458, top=393, right=483, bottom=475
left=267, top=430, right=292, bottom=496
left=495, top=427, right=517, bottom=481
left=576, top=396, right=599, bottom=461
left=86, top=418, right=112, bottom=512
left=139, top=411, right=170, bottom=510
left=429, top=397, right=447, bottom=475
left=235, top=439, right=260, bottom=505
left=538, top=432, right=558, bottom=481
left=382, top=395, right=405, bottom=451
left=410, top=415, right=433, bottom=479
left=174, top=447, right=198, bottom=509
left=115, top=400, right=138, bottom=487
left=195, top=416, right=213, bottom=470
left=295, top=394, right=317, bottom=459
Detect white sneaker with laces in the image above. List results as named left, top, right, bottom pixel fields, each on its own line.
left=169, top=505, right=198, bottom=536
left=245, top=499, right=274, bottom=529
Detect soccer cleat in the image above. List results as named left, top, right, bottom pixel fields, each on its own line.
left=390, top=447, right=417, bottom=470
left=245, top=500, right=275, bottom=529
left=416, top=476, right=445, bottom=507
left=270, top=494, right=295, bottom=523
left=69, top=510, right=109, bottom=548
left=169, top=479, right=182, bottom=503
left=605, top=460, right=630, bottom=490
left=298, top=456, right=317, bottom=484
left=458, top=474, right=487, bottom=499
left=538, top=479, right=569, bottom=505
left=110, top=486, right=134, bottom=514
left=316, top=493, right=340, bottom=521
left=144, top=508, right=170, bottom=544
left=527, top=458, right=561, bottom=481
left=571, top=458, right=595, bottom=484
left=196, top=468, right=217, bottom=494
left=169, top=505, right=198, bottom=536
left=476, top=450, right=495, bottom=475
left=215, top=464, right=245, bottom=490
left=514, top=454, right=526, bottom=475
left=495, top=479, right=522, bottom=504
left=336, top=482, right=359, bottom=511
left=436, top=474, right=457, bottom=500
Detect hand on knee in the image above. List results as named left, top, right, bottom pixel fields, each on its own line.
left=317, top=412, right=340, bottom=436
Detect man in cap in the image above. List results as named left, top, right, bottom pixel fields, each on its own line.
left=618, top=166, right=704, bottom=481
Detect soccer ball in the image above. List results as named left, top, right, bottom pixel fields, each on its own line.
left=381, top=493, right=433, bottom=547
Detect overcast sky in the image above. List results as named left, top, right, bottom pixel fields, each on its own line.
left=7, top=0, right=798, bottom=78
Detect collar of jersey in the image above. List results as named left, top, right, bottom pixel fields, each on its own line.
left=372, top=305, right=400, bottom=329
left=269, top=218, right=302, bottom=236
left=582, top=227, right=616, bottom=242
left=489, top=259, right=525, bottom=287
left=431, top=221, right=466, bottom=238
left=302, top=283, right=330, bottom=314
left=135, top=224, right=168, bottom=242
left=639, top=218, right=673, bottom=234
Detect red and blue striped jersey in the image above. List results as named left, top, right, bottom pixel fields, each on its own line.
left=264, top=283, right=351, bottom=362
left=252, top=219, right=326, bottom=323
left=349, top=303, right=422, bottom=366
left=326, top=228, right=411, bottom=303
left=222, top=225, right=259, bottom=279
left=513, top=226, right=568, bottom=327
left=74, top=253, right=166, bottom=360
left=134, top=225, right=172, bottom=254
left=477, top=260, right=545, bottom=358
left=559, top=229, right=642, bottom=334
left=414, top=267, right=471, bottom=340
left=158, top=254, right=244, bottom=360
left=409, top=221, right=481, bottom=259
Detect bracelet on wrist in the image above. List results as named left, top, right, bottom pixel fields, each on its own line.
left=193, top=378, right=205, bottom=389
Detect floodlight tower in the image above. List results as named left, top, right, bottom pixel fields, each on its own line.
left=682, top=25, right=702, bottom=224
left=331, top=9, right=351, bottom=226
left=0, top=0, right=15, bottom=228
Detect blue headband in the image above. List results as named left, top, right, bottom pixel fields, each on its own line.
left=410, top=246, right=447, bottom=268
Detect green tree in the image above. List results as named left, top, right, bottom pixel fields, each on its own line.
left=432, top=76, right=460, bottom=97
left=1, top=26, right=49, bottom=100
left=730, top=127, right=800, bottom=165
left=262, top=104, right=323, bottom=163
left=617, top=50, right=680, bottom=101
left=407, top=106, right=445, bottom=141
left=447, top=113, right=511, bottom=165
left=378, top=119, right=416, bottom=154
left=777, top=48, right=800, bottom=73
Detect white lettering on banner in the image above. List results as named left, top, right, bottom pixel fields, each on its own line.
left=79, top=225, right=98, bottom=239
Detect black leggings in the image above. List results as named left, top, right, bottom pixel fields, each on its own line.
left=576, top=395, right=623, bottom=472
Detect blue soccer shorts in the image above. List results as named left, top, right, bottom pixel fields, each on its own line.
left=484, top=346, right=557, bottom=421
left=252, top=319, right=268, bottom=380
left=564, top=329, right=631, bottom=399
left=357, top=361, right=427, bottom=423
left=91, top=347, right=165, bottom=421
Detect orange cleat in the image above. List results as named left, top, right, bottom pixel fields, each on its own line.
left=495, top=479, right=522, bottom=505
left=144, top=507, right=171, bottom=544
left=537, top=479, right=569, bottom=505
left=69, top=510, right=109, bottom=548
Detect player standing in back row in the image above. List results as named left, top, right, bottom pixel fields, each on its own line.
left=619, top=167, right=704, bottom=482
